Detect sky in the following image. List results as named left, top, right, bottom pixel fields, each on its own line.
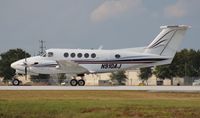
left=0, top=0, right=200, bottom=55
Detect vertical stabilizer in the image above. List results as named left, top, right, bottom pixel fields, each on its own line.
left=145, top=25, right=190, bottom=57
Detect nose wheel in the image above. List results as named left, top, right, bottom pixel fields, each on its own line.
left=12, top=75, right=22, bottom=86
left=12, top=79, right=20, bottom=86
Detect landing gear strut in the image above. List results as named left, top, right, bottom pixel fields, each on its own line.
left=69, top=75, right=85, bottom=86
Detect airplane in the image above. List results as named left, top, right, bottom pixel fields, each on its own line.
left=11, top=25, right=190, bottom=86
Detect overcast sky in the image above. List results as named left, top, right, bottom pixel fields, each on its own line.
left=0, top=0, right=199, bottom=55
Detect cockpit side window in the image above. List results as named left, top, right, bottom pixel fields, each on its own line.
left=48, top=52, right=54, bottom=57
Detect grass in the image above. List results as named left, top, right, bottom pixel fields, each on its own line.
left=0, top=91, right=200, bottom=118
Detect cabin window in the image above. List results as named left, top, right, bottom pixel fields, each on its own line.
left=84, top=53, right=89, bottom=58
left=48, top=52, right=53, bottom=57
left=77, top=53, right=82, bottom=58
left=91, top=53, right=96, bottom=58
left=64, top=53, right=69, bottom=58
left=115, top=54, right=120, bottom=59
left=71, top=53, right=76, bottom=58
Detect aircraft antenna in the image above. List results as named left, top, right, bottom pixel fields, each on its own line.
left=39, top=40, right=46, bottom=55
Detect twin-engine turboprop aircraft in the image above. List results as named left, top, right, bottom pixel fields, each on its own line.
left=11, top=25, right=190, bottom=86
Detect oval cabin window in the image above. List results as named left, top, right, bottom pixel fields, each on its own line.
left=64, top=53, right=69, bottom=58
left=71, top=53, right=76, bottom=58
left=115, top=54, right=120, bottom=59
left=91, top=53, right=96, bottom=58
left=77, top=53, right=82, bottom=58
left=84, top=53, right=89, bottom=58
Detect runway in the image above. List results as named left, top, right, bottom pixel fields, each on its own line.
left=0, top=86, right=200, bottom=92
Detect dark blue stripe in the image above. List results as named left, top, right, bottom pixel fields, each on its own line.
left=32, top=58, right=168, bottom=67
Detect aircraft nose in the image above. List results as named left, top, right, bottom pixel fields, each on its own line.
left=11, top=61, right=18, bottom=69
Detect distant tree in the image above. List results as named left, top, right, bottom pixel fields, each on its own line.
left=110, top=70, right=127, bottom=85
left=185, top=49, right=200, bottom=77
left=170, top=49, right=187, bottom=77
left=153, top=49, right=200, bottom=85
left=154, top=65, right=175, bottom=78
left=171, top=49, right=200, bottom=77
left=139, top=67, right=152, bottom=85
left=196, top=50, right=200, bottom=77
left=0, top=49, right=30, bottom=81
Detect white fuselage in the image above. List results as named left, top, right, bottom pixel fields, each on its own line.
left=11, top=48, right=170, bottom=75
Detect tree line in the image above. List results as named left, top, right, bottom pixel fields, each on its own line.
left=0, top=49, right=31, bottom=81
left=139, top=49, right=200, bottom=85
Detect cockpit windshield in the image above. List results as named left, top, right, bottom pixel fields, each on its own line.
left=41, top=51, right=54, bottom=57
left=41, top=52, right=47, bottom=57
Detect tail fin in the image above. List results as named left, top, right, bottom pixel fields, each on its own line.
left=145, top=25, right=190, bottom=57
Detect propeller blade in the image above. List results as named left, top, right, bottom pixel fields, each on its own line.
left=25, top=66, right=27, bottom=80
left=25, top=52, right=27, bottom=62
left=24, top=52, right=28, bottom=80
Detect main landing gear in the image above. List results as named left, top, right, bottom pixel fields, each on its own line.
left=70, top=79, right=85, bottom=86
left=70, top=75, right=85, bottom=86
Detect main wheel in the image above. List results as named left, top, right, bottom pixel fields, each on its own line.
left=12, top=79, right=20, bottom=86
left=78, top=79, right=85, bottom=86
left=70, top=79, right=78, bottom=86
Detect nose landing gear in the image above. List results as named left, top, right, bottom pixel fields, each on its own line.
left=12, top=79, right=20, bottom=86
left=12, top=75, right=21, bottom=86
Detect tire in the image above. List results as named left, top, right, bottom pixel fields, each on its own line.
left=70, top=79, right=78, bottom=86
left=78, top=79, right=85, bottom=86
left=12, top=79, right=20, bottom=86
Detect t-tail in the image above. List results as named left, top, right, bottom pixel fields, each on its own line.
left=145, top=25, right=190, bottom=59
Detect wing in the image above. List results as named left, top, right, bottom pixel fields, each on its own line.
left=56, top=60, right=89, bottom=74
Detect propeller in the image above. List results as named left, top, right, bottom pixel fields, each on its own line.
left=23, top=53, right=38, bottom=80
left=24, top=53, right=28, bottom=80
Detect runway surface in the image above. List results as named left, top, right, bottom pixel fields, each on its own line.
left=0, top=86, right=200, bottom=92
